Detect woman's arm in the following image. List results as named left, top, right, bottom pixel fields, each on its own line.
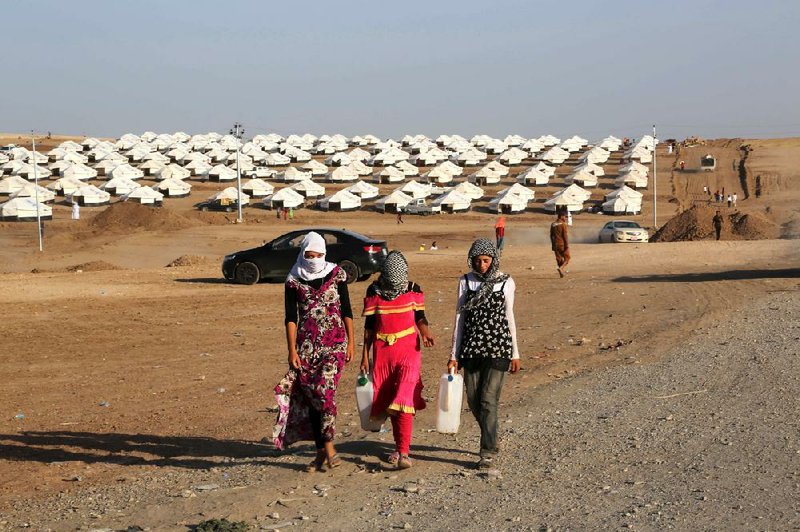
left=284, top=284, right=300, bottom=369
left=361, top=323, right=374, bottom=373
left=505, top=277, right=521, bottom=374
left=448, top=277, right=467, bottom=368
left=344, top=316, right=354, bottom=363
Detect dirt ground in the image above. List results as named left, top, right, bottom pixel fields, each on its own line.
left=0, top=135, right=799, bottom=530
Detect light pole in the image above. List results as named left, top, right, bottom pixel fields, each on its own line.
left=31, top=131, right=43, bottom=252
left=652, top=124, right=658, bottom=229
left=230, top=122, right=245, bottom=223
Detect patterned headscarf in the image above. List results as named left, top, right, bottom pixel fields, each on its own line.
left=375, top=250, right=408, bottom=301
left=459, top=238, right=509, bottom=311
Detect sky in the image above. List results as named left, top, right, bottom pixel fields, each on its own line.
left=2, top=0, right=799, bottom=141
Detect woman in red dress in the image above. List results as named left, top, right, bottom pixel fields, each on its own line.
left=360, top=251, right=434, bottom=469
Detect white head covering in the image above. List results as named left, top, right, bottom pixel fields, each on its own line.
left=288, top=231, right=336, bottom=281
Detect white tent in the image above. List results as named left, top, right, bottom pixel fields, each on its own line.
left=544, top=183, right=591, bottom=212
left=156, top=164, right=191, bottom=181
left=618, top=160, right=648, bottom=175
left=265, top=187, right=305, bottom=209
left=280, top=166, right=313, bottom=182
left=375, top=166, right=406, bottom=184
left=602, top=196, right=641, bottom=215
left=395, top=160, right=419, bottom=177
left=139, top=159, right=166, bottom=176
left=560, top=137, right=587, bottom=152
left=411, top=148, right=450, bottom=166
left=615, top=170, right=649, bottom=189
left=302, top=159, right=329, bottom=176
left=155, top=177, right=192, bottom=197
left=344, top=180, right=379, bottom=200
left=375, top=190, right=413, bottom=213
left=0, top=175, right=31, bottom=196
left=69, top=185, right=112, bottom=206
left=497, top=183, right=535, bottom=202
left=210, top=187, right=250, bottom=205
left=49, top=160, right=74, bottom=177
left=242, top=178, right=274, bottom=198
left=349, top=160, right=373, bottom=176
left=422, top=165, right=455, bottom=184
left=579, top=147, right=611, bottom=164
left=489, top=189, right=529, bottom=214
left=208, top=164, right=237, bottom=182
left=348, top=147, right=372, bottom=162
left=454, top=149, right=487, bottom=166
left=497, top=147, right=528, bottom=166
left=565, top=169, right=598, bottom=187
left=599, top=136, right=622, bottom=151
left=573, top=161, right=605, bottom=177
left=328, top=165, right=359, bottom=182
left=10, top=182, right=56, bottom=203
left=553, top=183, right=592, bottom=202
left=184, top=160, right=212, bottom=178
left=432, top=190, right=472, bottom=213
left=290, top=179, right=325, bottom=199
left=326, top=152, right=352, bottom=167
left=541, top=146, right=570, bottom=164
left=539, top=135, right=561, bottom=146
left=63, top=163, right=98, bottom=180
left=453, top=181, right=485, bottom=200
left=124, top=186, right=164, bottom=206
left=517, top=167, right=550, bottom=186
left=0, top=197, right=52, bottom=221
left=15, top=163, right=51, bottom=181
left=399, top=180, right=432, bottom=199
left=101, top=176, right=141, bottom=196
left=109, top=163, right=144, bottom=181
left=605, top=185, right=643, bottom=201
left=317, top=189, right=362, bottom=212
left=371, top=147, right=409, bottom=166
left=283, top=146, right=313, bottom=163
left=47, top=176, right=85, bottom=196
left=521, top=138, right=545, bottom=155
left=264, top=152, right=292, bottom=166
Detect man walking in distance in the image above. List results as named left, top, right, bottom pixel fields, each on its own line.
left=713, top=210, right=724, bottom=241
left=550, top=210, right=570, bottom=278
left=396, top=208, right=404, bottom=224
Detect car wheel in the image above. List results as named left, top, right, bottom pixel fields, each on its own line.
left=225, top=206, right=233, bottom=213
left=200, top=206, right=209, bottom=212
left=234, top=262, right=260, bottom=285
left=338, top=260, right=359, bottom=284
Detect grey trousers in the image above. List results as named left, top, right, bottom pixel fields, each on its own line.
left=464, top=359, right=506, bottom=456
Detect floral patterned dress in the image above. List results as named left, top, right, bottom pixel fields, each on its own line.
left=273, top=267, right=348, bottom=449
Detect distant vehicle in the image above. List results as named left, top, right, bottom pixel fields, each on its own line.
left=195, top=198, right=246, bottom=213
left=222, top=228, right=388, bottom=285
left=0, top=144, right=17, bottom=153
left=700, top=154, right=716, bottom=171
left=404, top=198, right=441, bottom=216
left=598, top=220, right=649, bottom=243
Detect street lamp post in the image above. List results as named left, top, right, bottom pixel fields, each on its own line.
left=652, top=124, right=658, bottom=230
left=230, top=122, right=245, bottom=223
left=31, top=131, right=43, bottom=252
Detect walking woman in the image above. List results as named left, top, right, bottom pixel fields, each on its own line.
left=449, top=238, right=520, bottom=469
left=273, top=232, right=355, bottom=471
left=361, top=251, right=434, bottom=469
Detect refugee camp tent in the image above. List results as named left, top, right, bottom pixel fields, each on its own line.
left=302, top=159, right=329, bottom=176
left=497, top=183, right=535, bottom=202
left=283, top=147, right=313, bottom=163
left=432, top=190, right=472, bottom=213
left=497, top=147, right=528, bottom=166
left=317, top=189, right=362, bottom=211
left=155, top=177, right=192, bottom=197
left=109, top=163, right=144, bottom=181
left=411, top=148, right=450, bottom=166
left=156, top=164, right=191, bottom=181
left=521, top=138, right=545, bottom=155
left=599, top=136, right=622, bottom=151
left=0, top=175, right=31, bottom=196
left=348, top=147, right=371, bottom=162
left=279, top=167, right=313, bottom=182
left=208, top=164, right=237, bottom=182
left=264, top=152, right=292, bottom=166
left=0, top=197, right=52, bottom=221
left=15, top=163, right=51, bottom=181
left=422, top=165, right=455, bottom=184
left=184, top=160, right=212, bottom=178
left=265, top=187, right=304, bottom=210
left=541, top=146, right=570, bottom=164
left=374, top=190, right=413, bottom=213
left=618, top=160, right=648, bottom=175
left=344, top=180, right=379, bottom=200
left=605, top=185, right=643, bottom=201
left=517, top=167, right=550, bottom=186
left=10, top=182, right=56, bottom=203
left=579, top=147, right=611, bottom=164
left=395, top=160, right=419, bottom=177
left=399, top=180, right=432, bottom=199
left=615, top=170, right=648, bottom=189
left=489, top=189, right=529, bottom=214
left=543, top=184, right=590, bottom=212
left=375, top=166, right=406, bottom=184
left=47, top=176, right=85, bottom=197
left=454, top=148, right=487, bottom=166
left=453, top=181, right=485, bottom=200
left=63, top=163, right=98, bottom=180
left=349, top=160, right=373, bottom=176
left=124, top=186, right=164, bottom=206
left=326, top=152, right=352, bottom=166
left=565, top=169, right=598, bottom=187
left=573, top=161, right=605, bottom=177
left=602, top=195, right=641, bottom=215
left=101, top=176, right=141, bottom=196
left=242, top=178, right=274, bottom=198
left=69, top=185, right=112, bottom=206
left=290, top=179, right=325, bottom=199
left=49, top=160, right=74, bottom=177
left=210, top=187, right=250, bottom=205
left=328, top=165, right=359, bottom=182
left=139, top=159, right=166, bottom=176
left=468, top=165, right=503, bottom=185
left=539, top=135, right=561, bottom=147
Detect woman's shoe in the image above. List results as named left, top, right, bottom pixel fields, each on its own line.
left=398, top=454, right=412, bottom=470
left=386, top=451, right=400, bottom=466
left=306, top=450, right=325, bottom=472
left=326, top=453, right=342, bottom=470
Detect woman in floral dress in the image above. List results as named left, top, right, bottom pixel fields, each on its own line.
left=273, top=232, right=354, bottom=471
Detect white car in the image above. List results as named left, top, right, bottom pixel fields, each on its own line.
left=598, top=220, right=649, bottom=243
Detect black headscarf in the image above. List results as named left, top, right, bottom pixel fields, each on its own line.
left=459, top=238, right=509, bottom=311
left=375, top=250, right=408, bottom=301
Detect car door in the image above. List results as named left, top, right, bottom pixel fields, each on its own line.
left=264, top=231, right=308, bottom=278
left=599, top=222, right=614, bottom=242
left=319, top=231, right=346, bottom=264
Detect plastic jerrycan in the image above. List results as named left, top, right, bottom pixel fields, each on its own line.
left=356, top=372, right=384, bottom=432
left=436, top=367, right=464, bottom=433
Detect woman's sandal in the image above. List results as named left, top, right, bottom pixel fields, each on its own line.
left=398, top=454, right=412, bottom=470
left=306, top=451, right=326, bottom=472
left=386, top=451, right=400, bottom=466
left=326, top=453, right=342, bottom=469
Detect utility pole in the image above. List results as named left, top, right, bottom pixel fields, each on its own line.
left=652, top=124, right=658, bottom=229
left=31, top=131, right=43, bottom=251
left=230, top=122, right=245, bottom=223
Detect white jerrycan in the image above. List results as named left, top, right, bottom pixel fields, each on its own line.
left=356, top=372, right=384, bottom=432
left=435, top=367, right=464, bottom=434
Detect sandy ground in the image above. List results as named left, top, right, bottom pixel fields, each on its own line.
left=0, top=135, right=798, bottom=530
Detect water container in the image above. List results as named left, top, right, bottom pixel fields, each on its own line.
left=355, top=372, right=384, bottom=432
left=435, top=368, right=464, bottom=433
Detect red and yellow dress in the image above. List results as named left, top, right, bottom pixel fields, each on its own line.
left=363, top=283, right=427, bottom=419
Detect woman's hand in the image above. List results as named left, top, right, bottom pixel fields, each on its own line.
left=360, top=355, right=370, bottom=374
left=418, top=322, right=435, bottom=348
left=509, top=359, right=521, bottom=374
left=447, top=359, right=459, bottom=372
left=288, top=350, right=301, bottom=370
left=345, top=342, right=355, bottom=363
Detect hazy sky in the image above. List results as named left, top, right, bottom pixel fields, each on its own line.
left=3, top=0, right=798, bottom=141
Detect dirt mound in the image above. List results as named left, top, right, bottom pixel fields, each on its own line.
left=90, top=202, right=199, bottom=232
left=653, top=205, right=779, bottom=242
left=64, top=261, right=121, bottom=272
left=166, top=255, right=213, bottom=268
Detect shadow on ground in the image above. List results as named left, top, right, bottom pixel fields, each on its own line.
left=613, top=268, right=800, bottom=283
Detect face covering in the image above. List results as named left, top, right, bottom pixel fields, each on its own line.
left=302, top=256, right=326, bottom=274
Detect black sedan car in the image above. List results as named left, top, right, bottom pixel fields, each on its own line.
left=222, top=228, right=388, bottom=284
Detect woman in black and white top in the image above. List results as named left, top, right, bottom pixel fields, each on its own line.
left=448, top=238, right=520, bottom=469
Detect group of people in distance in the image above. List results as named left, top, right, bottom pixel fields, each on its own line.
left=273, top=231, right=519, bottom=471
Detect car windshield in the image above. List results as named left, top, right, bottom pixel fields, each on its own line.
left=615, top=222, right=641, bottom=229
left=271, top=233, right=306, bottom=249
